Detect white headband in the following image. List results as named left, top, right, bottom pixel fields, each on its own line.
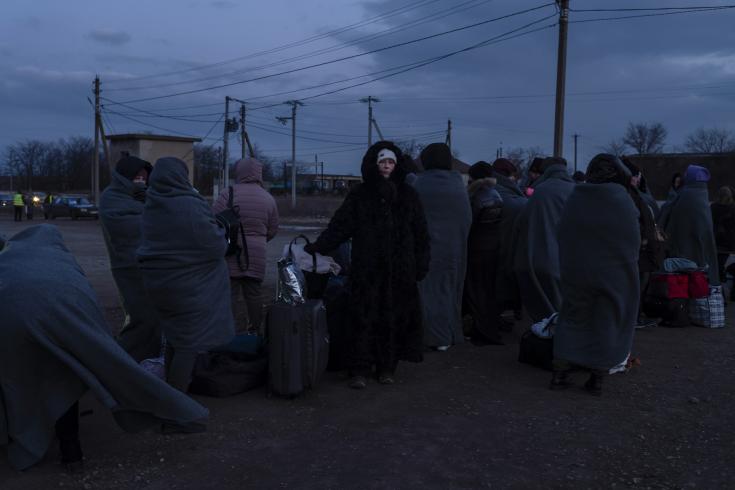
left=377, top=149, right=397, bottom=164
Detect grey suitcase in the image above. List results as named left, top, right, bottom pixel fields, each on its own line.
left=267, top=299, right=329, bottom=397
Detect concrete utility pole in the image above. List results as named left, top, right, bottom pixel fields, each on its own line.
left=553, top=0, right=570, bottom=158
left=573, top=133, right=579, bottom=172
left=277, top=100, right=303, bottom=209
left=446, top=119, right=452, bottom=153
left=240, top=103, right=247, bottom=159
left=222, top=96, right=231, bottom=190
left=93, top=76, right=100, bottom=203
left=360, top=96, right=380, bottom=146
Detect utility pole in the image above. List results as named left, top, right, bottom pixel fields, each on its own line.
left=573, top=133, right=579, bottom=172
left=222, top=96, right=231, bottom=190
left=372, top=118, right=385, bottom=141
left=360, top=96, right=380, bottom=146
left=553, top=0, right=570, bottom=158
left=240, top=103, right=247, bottom=159
left=314, top=154, right=319, bottom=193
left=93, top=76, right=100, bottom=203
left=277, top=100, right=303, bottom=209
left=445, top=119, right=452, bottom=153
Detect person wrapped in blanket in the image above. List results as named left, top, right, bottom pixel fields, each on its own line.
left=550, top=154, right=641, bottom=396
left=0, top=225, right=208, bottom=472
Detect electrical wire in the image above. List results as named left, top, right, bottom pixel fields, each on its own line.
left=107, top=0, right=496, bottom=92
left=569, top=6, right=735, bottom=24
left=107, top=3, right=556, bottom=104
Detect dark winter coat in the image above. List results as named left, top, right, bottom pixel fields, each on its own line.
left=0, top=225, right=208, bottom=471
left=660, top=182, right=720, bottom=285
left=99, top=168, right=162, bottom=361
left=413, top=168, right=472, bottom=347
left=711, top=202, right=735, bottom=253
left=463, top=179, right=504, bottom=343
left=554, top=183, right=641, bottom=370
left=137, top=158, right=235, bottom=353
left=212, top=157, right=279, bottom=281
left=513, top=164, right=575, bottom=322
left=494, top=174, right=527, bottom=307
left=307, top=141, right=430, bottom=370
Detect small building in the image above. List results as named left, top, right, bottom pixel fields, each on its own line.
left=107, top=133, right=201, bottom=182
left=627, top=153, right=735, bottom=200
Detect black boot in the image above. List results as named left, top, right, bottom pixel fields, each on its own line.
left=549, top=369, right=572, bottom=390
left=59, top=438, right=83, bottom=472
left=584, top=372, right=603, bottom=397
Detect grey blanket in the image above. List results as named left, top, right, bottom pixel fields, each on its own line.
left=413, top=169, right=472, bottom=347
left=660, top=182, right=720, bottom=285
left=100, top=169, right=161, bottom=361
left=513, top=164, right=575, bottom=322
left=137, top=157, right=235, bottom=353
left=494, top=174, right=527, bottom=305
left=0, top=225, right=208, bottom=470
left=553, top=184, right=641, bottom=370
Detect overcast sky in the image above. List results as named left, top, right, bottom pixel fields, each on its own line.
left=2, top=0, right=734, bottom=174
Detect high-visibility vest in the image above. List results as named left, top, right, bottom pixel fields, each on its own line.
left=13, top=193, right=23, bottom=206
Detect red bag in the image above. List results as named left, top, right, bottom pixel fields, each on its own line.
left=648, top=273, right=689, bottom=299
left=688, top=271, right=709, bottom=299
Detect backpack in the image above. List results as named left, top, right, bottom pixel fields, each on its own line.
left=215, top=186, right=249, bottom=271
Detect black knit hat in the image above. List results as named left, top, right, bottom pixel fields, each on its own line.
left=115, top=156, right=152, bottom=182
left=420, top=143, right=452, bottom=171
left=469, top=161, right=494, bottom=180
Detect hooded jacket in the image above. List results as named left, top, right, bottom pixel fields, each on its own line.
left=212, top=157, right=279, bottom=281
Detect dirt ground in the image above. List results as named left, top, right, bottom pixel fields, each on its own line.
left=1, top=215, right=735, bottom=490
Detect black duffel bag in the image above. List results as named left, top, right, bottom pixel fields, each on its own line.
left=518, top=330, right=553, bottom=371
left=189, top=336, right=267, bottom=397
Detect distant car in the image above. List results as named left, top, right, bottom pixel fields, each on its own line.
left=48, top=196, right=99, bottom=220
left=0, top=193, right=13, bottom=211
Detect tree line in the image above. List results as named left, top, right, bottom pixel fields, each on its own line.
left=2, top=125, right=733, bottom=193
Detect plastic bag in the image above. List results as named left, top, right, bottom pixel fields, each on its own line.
left=276, top=254, right=307, bottom=305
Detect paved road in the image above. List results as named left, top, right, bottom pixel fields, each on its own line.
left=2, top=215, right=735, bottom=489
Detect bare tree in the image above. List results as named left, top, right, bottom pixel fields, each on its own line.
left=60, top=137, right=95, bottom=191
left=685, top=127, right=735, bottom=153
left=396, top=139, right=426, bottom=159
left=623, top=122, right=667, bottom=154
left=506, top=145, right=545, bottom=177
left=193, top=144, right=222, bottom=195
left=599, top=138, right=628, bottom=157
left=3, top=140, right=48, bottom=191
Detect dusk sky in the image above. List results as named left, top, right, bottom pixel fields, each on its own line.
left=2, top=0, right=734, bottom=174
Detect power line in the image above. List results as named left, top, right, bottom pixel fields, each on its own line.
left=569, top=6, right=735, bottom=24
left=106, top=0, right=442, bottom=84
left=107, top=0, right=496, bottom=92
left=569, top=5, right=735, bottom=13
left=108, top=3, right=556, bottom=104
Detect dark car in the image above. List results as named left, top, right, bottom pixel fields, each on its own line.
left=49, top=196, right=99, bottom=220
left=0, top=193, right=13, bottom=212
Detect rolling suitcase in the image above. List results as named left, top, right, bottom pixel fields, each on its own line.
left=267, top=299, right=329, bottom=397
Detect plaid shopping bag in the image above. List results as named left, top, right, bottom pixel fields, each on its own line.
left=689, top=286, right=725, bottom=328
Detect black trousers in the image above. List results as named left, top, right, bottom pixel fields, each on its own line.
left=14, top=206, right=23, bottom=221
left=55, top=402, right=79, bottom=443
left=463, top=246, right=503, bottom=343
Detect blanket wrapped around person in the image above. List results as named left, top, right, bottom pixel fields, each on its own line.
left=552, top=154, right=640, bottom=395
left=0, top=225, right=208, bottom=470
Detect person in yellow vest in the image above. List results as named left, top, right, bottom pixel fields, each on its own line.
left=13, top=191, right=24, bottom=222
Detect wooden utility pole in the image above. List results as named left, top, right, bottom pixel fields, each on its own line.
left=93, top=76, right=100, bottom=203
left=553, top=0, right=570, bottom=158
left=446, top=119, right=452, bottom=153
left=360, top=96, right=380, bottom=146
left=573, top=133, right=579, bottom=172
left=277, top=100, right=303, bottom=209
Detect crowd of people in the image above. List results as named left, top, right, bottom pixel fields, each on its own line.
left=1, top=140, right=730, bottom=471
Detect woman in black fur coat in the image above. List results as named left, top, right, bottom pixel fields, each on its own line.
left=305, top=141, right=431, bottom=389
